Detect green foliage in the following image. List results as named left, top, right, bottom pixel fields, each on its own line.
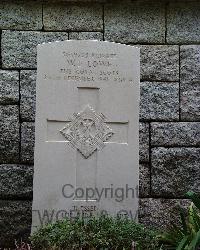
left=158, top=191, right=200, bottom=250
left=30, top=215, right=159, bottom=250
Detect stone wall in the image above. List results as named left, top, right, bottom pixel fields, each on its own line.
left=0, top=0, right=200, bottom=246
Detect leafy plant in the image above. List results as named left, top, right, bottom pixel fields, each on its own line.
left=158, top=191, right=200, bottom=250
left=30, top=215, right=159, bottom=250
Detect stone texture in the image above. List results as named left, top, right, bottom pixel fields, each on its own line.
left=151, top=147, right=200, bottom=197
left=0, top=2, right=42, bottom=30
left=139, top=163, right=150, bottom=198
left=139, top=122, right=149, bottom=162
left=181, top=89, right=200, bottom=121
left=0, top=165, right=33, bottom=199
left=104, top=2, right=165, bottom=43
left=0, top=106, right=19, bottom=163
left=43, top=4, right=103, bottom=31
left=151, top=122, right=200, bottom=146
left=140, top=82, right=179, bottom=121
left=69, top=32, right=103, bottom=40
left=2, top=31, right=68, bottom=68
left=21, top=122, right=35, bottom=164
left=181, top=45, right=200, bottom=83
left=139, top=198, right=189, bottom=230
left=20, top=70, right=36, bottom=121
left=0, top=201, right=32, bottom=248
left=0, top=70, right=19, bottom=104
left=180, top=45, right=200, bottom=121
left=140, top=45, right=179, bottom=81
left=167, top=2, right=200, bottom=43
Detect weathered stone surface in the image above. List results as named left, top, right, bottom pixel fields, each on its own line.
left=167, top=2, right=200, bottom=43
left=180, top=45, right=200, bottom=121
left=139, top=163, right=150, bottom=198
left=0, top=2, right=42, bottom=30
left=0, top=70, right=19, bottom=104
left=2, top=31, right=68, bottom=68
left=139, top=122, right=149, bottom=162
left=69, top=32, right=103, bottom=40
left=21, top=122, right=35, bottom=164
left=151, top=147, right=200, bottom=197
left=139, top=198, right=189, bottom=230
left=181, top=81, right=200, bottom=121
left=20, top=70, right=36, bottom=121
left=140, top=45, right=179, bottom=81
left=151, top=122, right=200, bottom=146
left=0, top=165, right=33, bottom=199
left=104, top=2, right=165, bottom=43
left=140, top=82, right=179, bottom=121
left=43, top=4, right=103, bottom=31
left=0, top=106, right=19, bottom=163
left=180, top=45, right=200, bottom=83
left=0, top=201, right=32, bottom=248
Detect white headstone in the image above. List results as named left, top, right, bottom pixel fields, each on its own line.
left=32, top=40, right=140, bottom=232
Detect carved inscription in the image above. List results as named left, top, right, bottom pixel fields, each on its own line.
left=43, top=51, right=134, bottom=83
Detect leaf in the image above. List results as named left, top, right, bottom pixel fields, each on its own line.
left=188, top=203, right=200, bottom=233
left=186, top=191, right=200, bottom=210
left=187, top=229, right=200, bottom=250
left=176, top=235, right=189, bottom=250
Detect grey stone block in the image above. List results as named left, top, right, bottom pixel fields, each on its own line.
left=139, top=163, right=150, bottom=198
left=140, top=82, right=179, bottom=121
left=167, top=2, right=200, bottom=43
left=180, top=45, right=200, bottom=84
left=20, top=70, right=36, bottom=121
left=0, top=106, right=19, bottom=163
left=181, top=82, right=200, bottom=121
left=0, top=2, right=42, bottom=30
left=180, top=45, right=200, bottom=121
left=21, top=122, right=35, bottom=164
left=0, top=70, right=19, bottom=104
left=43, top=4, right=103, bottom=31
left=2, top=31, right=68, bottom=68
left=151, top=147, right=200, bottom=197
left=0, top=165, right=33, bottom=199
left=104, top=2, right=165, bottom=43
left=141, top=45, right=179, bottom=81
left=139, top=198, right=189, bottom=230
left=69, top=32, right=103, bottom=40
left=151, top=122, right=200, bottom=146
left=139, top=122, right=149, bottom=162
left=0, top=201, right=31, bottom=248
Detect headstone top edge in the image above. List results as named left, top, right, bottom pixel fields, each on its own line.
left=37, top=40, right=140, bottom=51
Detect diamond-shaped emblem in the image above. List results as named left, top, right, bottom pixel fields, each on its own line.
left=60, top=105, right=114, bottom=158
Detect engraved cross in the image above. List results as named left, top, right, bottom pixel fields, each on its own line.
left=46, top=86, right=128, bottom=200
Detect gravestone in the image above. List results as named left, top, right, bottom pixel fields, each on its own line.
left=32, top=40, right=140, bottom=232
